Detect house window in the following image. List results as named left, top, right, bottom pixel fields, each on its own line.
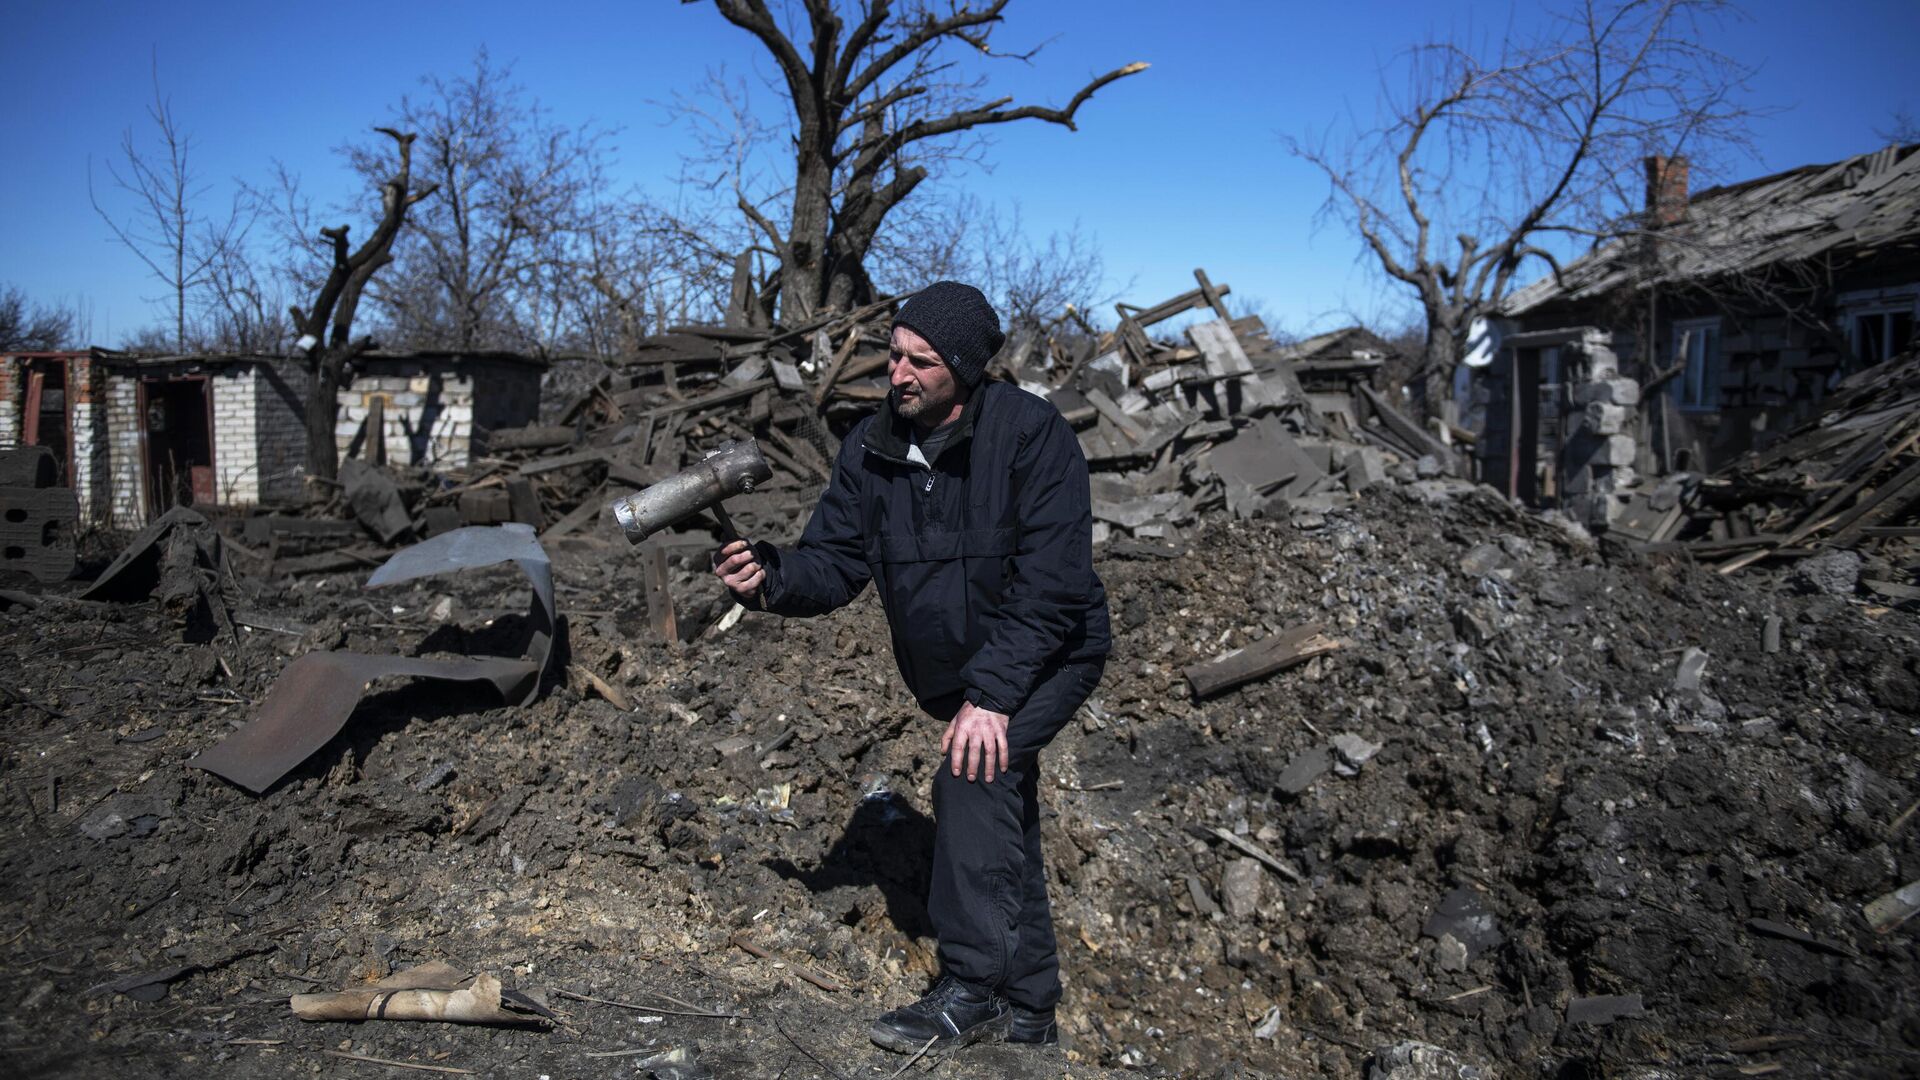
left=1850, top=308, right=1914, bottom=366
left=1671, top=318, right=1721, bottom=410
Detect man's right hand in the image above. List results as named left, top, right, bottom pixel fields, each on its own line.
left=713, top=539, right=765, bottom=603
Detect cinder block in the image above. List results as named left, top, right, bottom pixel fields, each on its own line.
left=1582, top=433, right=1637, bottom=467
left=1574, top=378, right=1641, bottom=407
left=0, top=484, right=79, bottom=581
left=1580, top=345, right=1619, bottom=379
left=1584, top=401, right=1629, bottom=435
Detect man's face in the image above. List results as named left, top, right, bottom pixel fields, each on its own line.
left=888, top=324, right=962, bottom=424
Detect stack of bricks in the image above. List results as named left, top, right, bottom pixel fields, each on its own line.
left=1559, top=329, right=1644, bottom=530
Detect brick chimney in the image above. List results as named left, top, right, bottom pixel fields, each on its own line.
left=1644, top=154, right=1690, bottom=228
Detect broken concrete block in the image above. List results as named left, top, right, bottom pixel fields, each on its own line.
left=1331, top=732, right=1381, bottom=771
left=1340, top=446, right=1388, bottom=492
left=1276, top=747, right=1332, bottom=796
left=1458, top=543, right=1511, bottom=579
left=1864, top=879, right=1920, bottom=934
left=1583, top=401, right=1629, bottom=435
left=1574, top=377, right=1640, bottom=407
left=1791, top=549, right=1861, bottom=597
left=1221, top=857, right=1264, bottom=919
left=1366, top=1042, right=1490, bottom=1080
left=1454, top=605, right=1497, bottom=647
left=1594, top=434, right=1637, bottom=467
left=1566, top=994, right=1645, bottom=1026
left=1674, top=647, right=1710, bottom=692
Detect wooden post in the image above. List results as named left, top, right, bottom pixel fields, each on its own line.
left=643, top=543, right=677, bottom=645
left=365, top=394, right=386, bottom=465
left=1193, top=268, right=1232, bottom=321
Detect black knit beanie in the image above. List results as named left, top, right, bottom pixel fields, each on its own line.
left=891, top=281, right=1004, bottom=388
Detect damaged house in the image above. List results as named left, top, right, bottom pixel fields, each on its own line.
left=1481, top=144, right=1920, bottom=521
left=0, top=349, right=543, bottom=527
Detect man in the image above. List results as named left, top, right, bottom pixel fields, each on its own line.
left=713, top=281, right=1110, bottom=1052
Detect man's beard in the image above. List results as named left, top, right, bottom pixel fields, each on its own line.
left=892, top=386, right=938, bottom=420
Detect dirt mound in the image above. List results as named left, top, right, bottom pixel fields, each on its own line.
left=2, top=479, right=1916, bottom=1077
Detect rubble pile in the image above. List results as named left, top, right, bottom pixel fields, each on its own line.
left=3, top=457, right=1916, bottom=1077
left=233, top=270, right=1451, bottom=567
left=1614, top=346, right=1920, bottom=598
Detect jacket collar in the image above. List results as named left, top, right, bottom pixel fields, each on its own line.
left=863, top=381, right=993, bottom=465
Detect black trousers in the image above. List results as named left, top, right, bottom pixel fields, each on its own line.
left=922, top=659, right=1104, bottom=1011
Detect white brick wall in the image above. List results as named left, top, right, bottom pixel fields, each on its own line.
left=70, top=401, right=98, bottom=517
left=0, top=399, right=16, bottom=448
left=105, top=375, right=144, bottom=527
left=211, top=370, right=258, bottom=506
left=336, top=367, right=477, bottom=468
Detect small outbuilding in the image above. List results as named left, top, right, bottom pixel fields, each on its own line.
left=0, top=349, right=543, bottom=527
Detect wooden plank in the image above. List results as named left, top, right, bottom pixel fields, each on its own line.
left=1183, top=624, right=1341, bottom=699
left=643, top=543, right=677, bottom=645
left=517, top=447, right=614, bottom=476
left=812, top=328, right=864, bottom=405
left=487, top=425, right=578, bottom=451
left=1193, top=268, right=1233, bottom=321
left=365, top=394, right=386, bottom=465
left=541, top=483, right=607, bottom=542
left=1784, top=422, right=1920, bottom=544
left=1635, top=534, right=1783, bottom=555
left=1084, top=388, right=1149, bottom=444
left=1825, top=458, right=1920, bottom=546
left=1357, top=384, right=1450, bottom=460
left=629, top=378, right=775, bottom=420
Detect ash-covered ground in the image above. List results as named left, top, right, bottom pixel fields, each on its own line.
left=3, top=478, right=1917, bottom=1078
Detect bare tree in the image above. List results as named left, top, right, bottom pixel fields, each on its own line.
left=1291, top=0, right=1755, bottom=419
left=1877, top=107, right=1919, bottom=147
left=693, top=0, right=1146, bottom=322
left=289, top=129, right=437, bottom=482
left=0, top=285, right=77, bottom=351
left=347, top=50, right=608, bottom=352
left=89, top=58, right=248, bottom=352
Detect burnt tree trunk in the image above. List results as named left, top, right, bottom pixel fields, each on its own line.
left=291, top=128, right=435, bottom=484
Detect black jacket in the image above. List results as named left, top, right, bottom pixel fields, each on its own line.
left=753, top=380, right=1110, bottom=713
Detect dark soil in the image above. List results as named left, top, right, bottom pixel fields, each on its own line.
left=3, top=478, right=1917, bottom=1078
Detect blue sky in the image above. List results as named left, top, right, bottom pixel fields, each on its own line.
left=3, top=0, right=1914, bottom=345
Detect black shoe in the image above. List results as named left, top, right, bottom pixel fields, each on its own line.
left=1013, top=999, right=1059, bottom=1045
left=869, top=976, right=1011, bottom=1053
left=1007, top=1004, right=1058, bottom=1045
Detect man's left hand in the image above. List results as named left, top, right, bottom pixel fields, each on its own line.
left=941, top=702, right=1009, bottom=783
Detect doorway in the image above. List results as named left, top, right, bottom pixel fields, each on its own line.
left=1479, top=346, right=1542, bottom=504
left=139, top=376, right=215, bottom=515
left=21, top=359, right=73, bottom=485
